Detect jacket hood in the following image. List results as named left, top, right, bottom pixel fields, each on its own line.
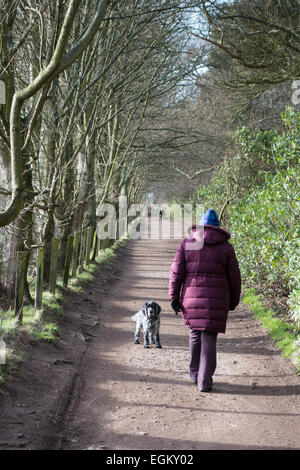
left=188, top=224, right=230, bottom=245
left=203, top=224, right=230, bottom=245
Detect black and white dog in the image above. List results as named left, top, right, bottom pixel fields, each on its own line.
left=131, top=301, right=162, bottom=349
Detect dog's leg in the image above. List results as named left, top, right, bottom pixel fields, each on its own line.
left=143, top=328, right=150, bottom=348
left=150, top=331, right=155, bottom=344
left=154, top=329, right=162, bottom=349
left=134, top=321, right=141, bottom=344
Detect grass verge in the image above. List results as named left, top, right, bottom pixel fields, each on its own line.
left=242, top=288, right=300, bottom=373
left=0, top=237, right=129, bottom=386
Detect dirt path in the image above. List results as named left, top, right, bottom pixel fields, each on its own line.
left=62, top=236, right=300, bottom=450
left=0, top=235, right=300, bottom=450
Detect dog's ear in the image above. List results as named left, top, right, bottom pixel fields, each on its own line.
left=155, top=303, right=161, bottom=315
left=142, top=302, right=148, bottom=314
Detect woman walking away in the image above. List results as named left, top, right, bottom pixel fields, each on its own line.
left=169, top=209, right=241, bottom=392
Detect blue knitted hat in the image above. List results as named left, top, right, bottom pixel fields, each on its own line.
left=201, top=209, right=220, bottom=227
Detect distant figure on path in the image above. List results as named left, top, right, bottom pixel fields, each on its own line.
left=169, top=209, right=241, bottom=392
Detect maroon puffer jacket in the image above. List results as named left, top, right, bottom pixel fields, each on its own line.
left=169, top=225, right=241, bottom=333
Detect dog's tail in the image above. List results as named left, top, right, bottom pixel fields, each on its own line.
left=131, top=313, right=137, bottom=321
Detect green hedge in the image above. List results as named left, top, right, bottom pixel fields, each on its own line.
left=196, top=106, right=300, bottom=326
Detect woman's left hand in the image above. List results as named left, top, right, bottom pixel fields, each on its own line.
left=170, top=298, right=182, bottom=313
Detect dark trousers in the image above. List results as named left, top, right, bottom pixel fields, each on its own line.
left=189, top=329, right=218, bottom=389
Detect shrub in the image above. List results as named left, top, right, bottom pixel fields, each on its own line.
left=195, top=106, right=300, bottom=326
